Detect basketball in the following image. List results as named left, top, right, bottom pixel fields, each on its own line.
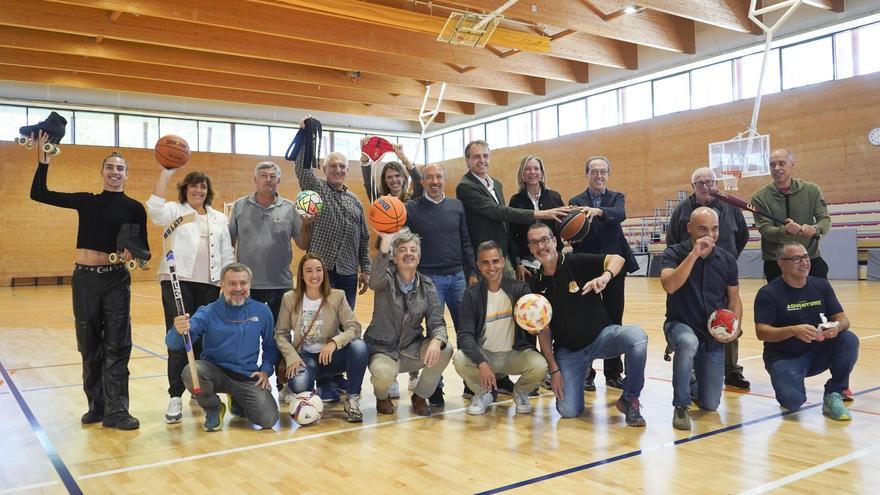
left=707, top=308, right=738, bottom=339
left=368, top=195, right=408, bottom=233
left=154, top=134, right=191, bottom=169
left=559, top=210, right=591, bottom=243
left=295, top=190, right=324, bottom=217
left=290, top=391, right=324, bottom=426
left=514, top=293, right=553, bottom=335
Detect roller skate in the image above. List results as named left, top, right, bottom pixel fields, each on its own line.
left=108, top=223, right=151, bottom=271
left=17, top=111, right=67, bottom=156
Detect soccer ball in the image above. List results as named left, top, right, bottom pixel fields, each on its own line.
left=707, top=308, right=738, bottom=339
left=289, top=391, right=324, bottom=426
left=295, top=190, right=323, bottom=218
left=514, top=294, right=553, bottom=335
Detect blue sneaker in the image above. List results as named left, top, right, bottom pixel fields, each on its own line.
left=334, top=375, right=349, bottom=394
left=203, top=402, right=226, bottom=432
left=316, top=385, right=340, bottom=403
left=822, top=392, right=851, bottom=421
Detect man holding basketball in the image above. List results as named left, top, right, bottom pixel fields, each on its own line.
left=660, top=207, right=742, bottom=430
left=750, top=149, right=831, bottom=281
left=453, top=241, right=547, bottom=415
left=30, top=130, right=148, bottom=430
left=528, top=223, right=648, bottom=426
left=667, top=167, right=750, bottom=390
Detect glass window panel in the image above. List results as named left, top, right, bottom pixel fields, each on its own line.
left=0, top=106, right=28, bottom=142
left=28, top=108, right=73, bottom=144
left=118, top=115, right=159, bottom=148
left=269, top=126, right=297, bottom=157
left=197, top=121, right=231, bottom=153
left=534, top=106, right=558, bottom=141
left=588, top=90, right=619, bottom=130
left=485, top=120, right=508, bottom=149
left=234, top=124, right=269, bottom=155
left=332, top=132, right=363, bottom=162
left=159, top=118, right=198, bottom=150
left=508, top=113, right=532, bottom=146
left=620, top=82, right=653, bottom=123
left=782, top=37, right=833, bottom=90
left=854, top=23, right=880, bottom=76
left=398, top=137, right=422, bottom=164
left=73, top=111, right=115, bottom=146
left=443, top=130, right=463, bottom=160
left=426, top=135, right=443, bottom=163
left=835, top=31, right=854, bottom=80
left=735, top=49, right=781, bottom=99
left=653, top=74, right=690, bottom=116
left=558, top=99, right=587, bottom=136
left=691, top=62, right=733, bottom=109
left=465, top=124, right=485, bottom=144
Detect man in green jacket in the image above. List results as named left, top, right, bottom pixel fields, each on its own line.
left=751, top=149, right=831, bottom=281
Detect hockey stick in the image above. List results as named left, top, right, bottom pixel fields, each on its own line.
left=709, top=189, right=788, bottom=224
left=166, top=250, right=201, bottom=395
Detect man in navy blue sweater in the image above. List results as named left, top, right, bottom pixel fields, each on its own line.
left=167, top=263, right=279, bottom=432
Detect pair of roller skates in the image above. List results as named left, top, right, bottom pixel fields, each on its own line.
left=16, top=111, right=67, bottom=156
left=108, top=224, right=151, bottom=271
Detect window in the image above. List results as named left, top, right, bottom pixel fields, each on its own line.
left=332, top=132, right=363, bottom=162
left=653, top=74, right=690, bottom=116
left=508, top=113, right=532, bottom=146
left=620, top=82, right=652, bottom=123
left=533, top=106, right=558, bottom=141
left=197, top=121, right=231, bottom=153
left=782, top=37, right=833, bottom=90
left=159, top=118, right=198, bottom=150
left=269, top=126, right=297, bottom=157
left=836, top=23, right=880, bottom=79
left=558, top=99, right=586, bottom=136
left=73, top=111, right=115, bottom=146
left=691, top=62, right=733, bottom=109
left=398, top=137, right=422, bottom=164
left=426, top=135, right=443, bottom=163
left=735, top=49, right=781, bottom=99
left=0, top=106, right=27, bottom=142
left=588, top=90, right=619, bottom=130
left=485, top=120, right=508, bottom=149
left=118, top=115, right=159, bottom=148
left=465, top=124, right=485, bottom=144
left=28, top=108, right=73, bottom=144
left=234, top=124, right=269, bottom=156
left=443, top=130, right=463, bottom=160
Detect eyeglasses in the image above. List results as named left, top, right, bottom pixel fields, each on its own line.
left=692, top=180, right=716, bottom=188
left=528, top=236, right=554, bottom=247
left=780, top=255, right=811, bottom=264
left=588, top=169, right=609, bottom=177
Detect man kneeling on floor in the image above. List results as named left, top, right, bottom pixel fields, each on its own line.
left=166, top=262, right=280, bottom=431
left=454, top=241, right=548, bottom=415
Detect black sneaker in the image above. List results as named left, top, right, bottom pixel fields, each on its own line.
left=462, top=381, right=475, bottom=400
left=428, top=384, right=445, bottom=408
left=605, top=374, right=625, bottom=389
left=528, top=387, right=540, bottom=397
left=584, top=368, right=597, bottom=392
left=496, top=376, right=515, bottom=396
left=102, top=412, right=140, bottom=430
left=615, top=396, right=646, bottom=427
left=81, top=410, right=104, bottom=424
left=334, top=374, right=349, bottom=394
left=724, top=373, right=751, bottom=389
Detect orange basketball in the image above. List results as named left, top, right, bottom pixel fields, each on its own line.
left=368, top=195, right=408, bottom=234
left=154, top=135, right=191, bottom=169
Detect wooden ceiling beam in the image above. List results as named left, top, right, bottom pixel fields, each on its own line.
left=49, top=0, right=583, bottom=82
left=0, top=0, right=544, bottom=95
left=802, top=0, right=844, bottom=12
left=638, top=1, right=754, bottom=32
left=0, top=47, right=475, bottom=115
left=0, top=64, right=440, bottom=122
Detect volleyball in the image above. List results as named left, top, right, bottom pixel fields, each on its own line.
left=707, top=308, right=738, bottom=339
left=295, top=190, right=324, bottom=217
left=290, top=391, right=324, bottom=426
left=514, top=293, right=553, bottom=335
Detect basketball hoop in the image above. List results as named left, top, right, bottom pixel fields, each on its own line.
left=720, top=171, right=742, bottom=191
left=437, top=12, right=501, bottom=48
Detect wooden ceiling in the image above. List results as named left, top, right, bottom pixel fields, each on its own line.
left=0, top=0, right=845, bottom=124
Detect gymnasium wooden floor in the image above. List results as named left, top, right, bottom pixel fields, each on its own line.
left=1, top=277, right=878, bottom=494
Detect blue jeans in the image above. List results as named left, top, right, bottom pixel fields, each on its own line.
left=554, top=324, right=648, bottom=418
left=765, top=330, right=859, bottom=411
left=428, top=271, right=466, bottom=332
left=664, top=321, right=724, bottom=410
left=328, top=270, right=358, bottom=310
left=288, top=339, right=369, bottom=395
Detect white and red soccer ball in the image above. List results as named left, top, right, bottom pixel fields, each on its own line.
left=514, top=294, right=553, bottom=335
left=707, top=309, right=738, bottom=339
left=289, top=391, right=324, bottom=426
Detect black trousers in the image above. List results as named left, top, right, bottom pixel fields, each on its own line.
left=160, top=280, right=220, bottom=397
left=599, top=274, right=626, bottom=378
left=72, top=265, right=132, bottom=417
left=763, top=256, right=829, bottom=282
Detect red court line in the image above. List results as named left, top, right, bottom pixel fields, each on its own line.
left=647, top=376, right=808, bottom=403
left=847, top=408, right=880, bottom=417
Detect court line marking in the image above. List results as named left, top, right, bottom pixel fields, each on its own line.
left=0, top=374, right=166, bottom=396
left=737, top=444, right=880, bottom=494
left=475, top=385, right=880, bottom=495
left=737, top=332, right=880, bottom=362
left=0, top=360, right=83, bottom=495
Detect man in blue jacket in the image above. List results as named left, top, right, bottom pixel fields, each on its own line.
left=167, top=263, right=279, bottom=432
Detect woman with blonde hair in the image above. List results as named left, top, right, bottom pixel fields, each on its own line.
left=508, top=155, right=564, bottom=280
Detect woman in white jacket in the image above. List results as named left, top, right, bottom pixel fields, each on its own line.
left=147, top=166, right=234, bottom=424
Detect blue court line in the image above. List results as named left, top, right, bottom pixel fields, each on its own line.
left=132, top=343, right=168, bottom=361
left=476, top=385, right=880, bottom=495
left=0, top=360, right=83, bottom=495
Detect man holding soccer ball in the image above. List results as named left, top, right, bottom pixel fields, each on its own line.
left=660, top=207, right=742, bottom=431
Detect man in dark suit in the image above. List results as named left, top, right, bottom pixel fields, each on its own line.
left=570, top=156, right=640, bottom=391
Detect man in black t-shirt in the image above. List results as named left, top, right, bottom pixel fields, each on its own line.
left=754, top=243, right=858, bottom=420
left=528, top=223, right=648, bottom=426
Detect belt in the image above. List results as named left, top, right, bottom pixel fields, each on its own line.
left=75, top=263, right=125, bottom=274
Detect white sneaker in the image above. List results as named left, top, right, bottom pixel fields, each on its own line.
left=279, top=385, right=295, bottom=404
left=344, top=394, right=363, bottom=423
left=467, top=392, right=494, bottom=415
left=514, top=392, right=533, bottom=414
left=165, top=397, right=183, bottom=424
left=388, top=381, right=401, bottom=399
left=408, top=372, right=419, bottom=391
